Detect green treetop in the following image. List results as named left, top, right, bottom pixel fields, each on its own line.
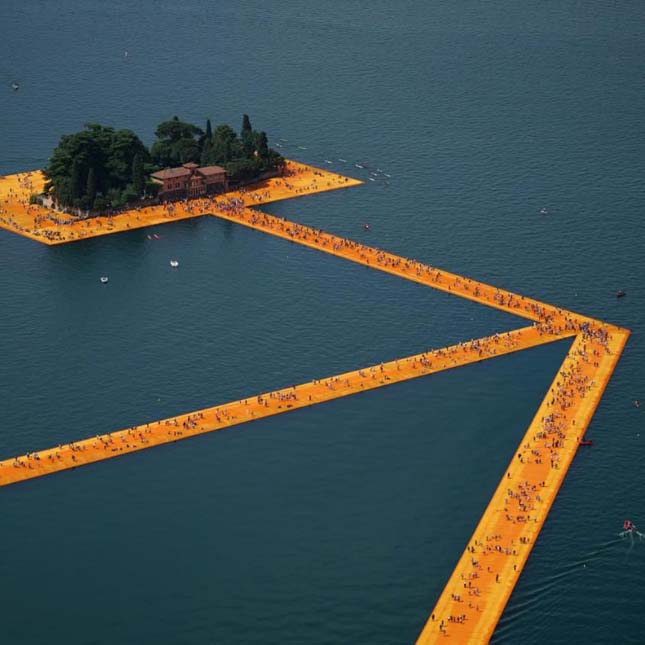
left=44, top=124, right=150, bottom=211
left=44, top=114, right=284, bottom=213
left=150, top=116, right=203, bottom=167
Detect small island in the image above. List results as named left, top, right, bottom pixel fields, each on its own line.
left=0, top=126, right=360, bottom=245
left=40, top=114, right=284, bottom=214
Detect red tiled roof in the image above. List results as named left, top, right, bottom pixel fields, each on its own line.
left=197, top=165, right=226, bottom=177
left=151, top=167, right=192, bottom=180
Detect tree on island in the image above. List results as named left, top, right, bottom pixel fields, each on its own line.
left=149, top=114, right=284, bottom=181
left=150, top=116, right=203, bottom=167
left=241, top=114, right=252, bottom=135
left=202, top=124, right=238, bottom=165
left=132, top=153, right=145, bottom=196
left=86, top=166, right=97, bottom=204
left=44, top=124, right=153, bottom=211
left=44, top=114, right=284, bottom=214
left=195, top=115, right=284, bottom=180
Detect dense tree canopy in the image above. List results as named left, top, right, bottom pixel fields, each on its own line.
left=150, top=116, right=203, bottom=167
left=197, top=114, right=284, bottom=180
left=44, top=124, right=153, bottom=211
left=44, top=114, right=284, bottom=213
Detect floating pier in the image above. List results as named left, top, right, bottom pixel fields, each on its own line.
left=0, top=161, right=361, bottom=245
left=416, top=328, right=629, bottom=643
left=0, top=159, right=629, bottom=642
left=0, top=325, right=564, bottom=487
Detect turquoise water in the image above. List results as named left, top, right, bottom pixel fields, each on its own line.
left=1, top=2, right=644, bottom=643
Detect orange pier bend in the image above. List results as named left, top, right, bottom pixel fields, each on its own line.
left=0, top=325, right=563, bottom=488
left=417, top=327, right=629, bottom=643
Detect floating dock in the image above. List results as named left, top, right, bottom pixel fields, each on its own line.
left=416, top=328, right=629, bottom=643
left=0, top=325, right=566, bottom=487
left=0, top=160, right=629, bottom=643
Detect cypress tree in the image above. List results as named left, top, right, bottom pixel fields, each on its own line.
left=205, top=118, right=213, bottom=141
left=70, top=161, right=83, bottom=200
left=132, top=153, right=145, bottom=196
left=241, top=114, right=252, bottom=136
left=86, top=166, right=97, bottom=205
left=257, top=131, right=269, bottom=158
left=200, top=143, right=211, bottom=166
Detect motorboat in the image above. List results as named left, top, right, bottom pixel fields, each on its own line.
left=620, top=519, right=644, bottom=539
left=616, top=290, right=626, bottom=298
left=100, top=276, right=109, bottom=284
left=170, top=260, right=179, bottom=268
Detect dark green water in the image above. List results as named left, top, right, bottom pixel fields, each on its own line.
left=1, top=2, right=643, bottom=643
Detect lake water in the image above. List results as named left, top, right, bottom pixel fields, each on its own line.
left=1, top=2, right=644, bottom=643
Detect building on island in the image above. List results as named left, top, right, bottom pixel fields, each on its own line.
left=150, top=163, right=228, bottom=200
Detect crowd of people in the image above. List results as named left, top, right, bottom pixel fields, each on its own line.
left=424, top=331, right=619, bottom=636
left=0, top=161, right=355, bottom=244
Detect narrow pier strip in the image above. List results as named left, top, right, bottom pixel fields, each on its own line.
left=0, top=325, right=564, bottom=487
left=416, top=327, right=629, bottom=643
left=206, top=201, right=603, bottom=333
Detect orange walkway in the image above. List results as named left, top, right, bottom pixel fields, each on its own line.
left=0, top=160, right=361, bottom=244
left=206, top=202, right=580, bottom=327
left=202, top=197, right=628, bottom=642
left=417, top=328, right=629, bottom=643
left=0, top=325, right=562, bottom=486
left=0, top=159, right=630, bottom=643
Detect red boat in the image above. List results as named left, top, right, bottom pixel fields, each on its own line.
left=579, top=439, right=593, bottom=446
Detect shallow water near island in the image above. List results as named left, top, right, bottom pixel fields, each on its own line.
left=1, top=1, right=644, bottom=644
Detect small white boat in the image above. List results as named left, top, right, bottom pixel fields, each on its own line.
left=11, top=82, right=19, bottom=91
left=100, top=276, right=109, bottom=284
left=170, top=260, right=179, bottom=268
